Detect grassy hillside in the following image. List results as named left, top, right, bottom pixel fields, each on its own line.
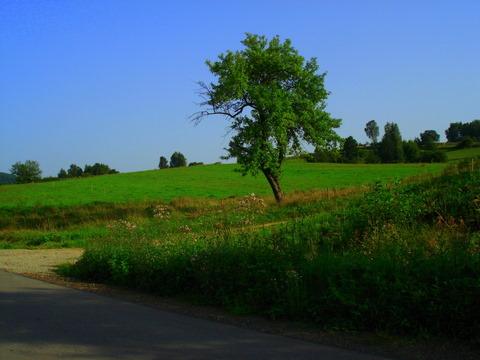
left=446, top=146, right=480, bottom=161
left=0, top=160, right=444, bottom=208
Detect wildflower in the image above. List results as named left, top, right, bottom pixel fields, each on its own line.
left=153, top=205, right=171, bottom=219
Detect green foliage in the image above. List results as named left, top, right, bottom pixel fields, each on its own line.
left=63, top=163, right=480, bottom=338
left=0, top=172, right=16, bottom=185
left=446, top=120, right=480, bottom=142
left=420, top=150, right=448, bottom=163
left=446, top=122, right=464, bottom=142
left=196, top=33, right=341, bottom=201
left=10, top=160, right=42, bottom=183
left=379, top=123, right=404, bottom=163
left=67, top=164, right=83, bottom=177
left=457, top=137, right=475, bottom=149
left=58, top=168, right=68, bottom=179
left=402, top=140, right=421, bottom=162
left=306, top=142, right=341, bottom=163
left=419, top=129, right=440, bottom=148
left=188, top=162, right=204, bottom=167
left=363, top=148, right=381, bottom=164
left=84, top=163, right=118, bottom=176
left=364, top=120, right=379, bottom=144
left=170, top=152, right=187, bottom=168
left=158, top=156, right=169, bottom=169
left=341, top=136, right=359, bottom=163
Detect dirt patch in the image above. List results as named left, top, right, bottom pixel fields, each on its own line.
left=0, top=248, right=83, bottom=274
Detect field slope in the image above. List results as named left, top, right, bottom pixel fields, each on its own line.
left=0, top=161, right=444, bottom=208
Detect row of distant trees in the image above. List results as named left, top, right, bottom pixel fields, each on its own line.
left=445, top=120, right=480, bottom=142
left=307, top=119, right=480, bottom=164
left=8, top=160, right=118, bottom=184
left=159, top=152, right=187, bottom=169
left=57, top=163, right=118, bottom=178
left=158, top=151, right=204, bottom=169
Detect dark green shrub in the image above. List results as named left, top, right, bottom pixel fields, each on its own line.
left=420, top=150, right=447, bottom=163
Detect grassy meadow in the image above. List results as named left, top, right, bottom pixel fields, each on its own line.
left=445, top=146, right=480, bottom=162
left=0, top=160, right=445, bottom=208
left=0, top=160, right=445, bottom=249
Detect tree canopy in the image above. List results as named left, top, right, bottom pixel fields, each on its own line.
left=341, top=136, right=359, bottom=162
left=194, top=33, right=340, bottom=202
left=379, top=123, right=404, bottom=163
left=445, top=120, right=480, bottom=142
left=170, top=152, right=187, bottom=168
left=364, top=120, right=379, bottom=144
left=10, top=160, right=42, bottom=183
left=159, top=156, right=169, bottom=169
left=419, top=130, right=440, bottom=149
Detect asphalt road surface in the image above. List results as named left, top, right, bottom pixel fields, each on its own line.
left=0, top=270, right=387, bottom=359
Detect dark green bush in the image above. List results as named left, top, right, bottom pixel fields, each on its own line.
left=420, top=150, right=447, bottom=163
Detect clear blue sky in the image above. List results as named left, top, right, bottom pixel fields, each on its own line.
left=1, top=0, right=479, bottom=176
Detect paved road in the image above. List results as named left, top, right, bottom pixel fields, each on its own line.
left=0, top=270, right=387, bottom=359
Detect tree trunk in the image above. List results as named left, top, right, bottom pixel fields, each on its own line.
left=262, top=169, right=284, bottom=203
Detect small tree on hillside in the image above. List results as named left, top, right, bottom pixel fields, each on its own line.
left=10, top=160, right=42, bottom=183
left=67, top=164, right=83, bottom=178
left=170, top=152, right=187, bottom=168
left=159, top=156, right=168, bottom=169
left=58, top=168, right=68, bottom=178
left=364, top=120, right=379, bottom=144
left=194, top=33, right=341, bottom=202
left=379, top=122, right=404, bottom=163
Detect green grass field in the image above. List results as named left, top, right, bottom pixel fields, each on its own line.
left=0, top=160, right=445, bottom=208
left=446, top=146, right=480, bottom=161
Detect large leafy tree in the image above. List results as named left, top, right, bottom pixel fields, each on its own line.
left=194, top=34, right=340, bottom=202
left=10, top=160, right=42, bottom=183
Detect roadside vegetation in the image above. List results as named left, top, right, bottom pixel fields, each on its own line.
left=59, top=159, right=480, bottom=338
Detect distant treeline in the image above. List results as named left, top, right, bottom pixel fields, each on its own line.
left=445, top=120, right=480, bottom=142
left=3, top=160, right=119, bottom=185
left=158, top=151, right=205, bottom=169
left=0, top=172, right=16, bottom=185
left=57, top=163, right=119, bottom=179
left=306, top=119, right=479, bottom=164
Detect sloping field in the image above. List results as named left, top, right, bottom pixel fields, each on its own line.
left=446, top=146, right=480, bottom=161
left=0, top=161, right=445, bottom=208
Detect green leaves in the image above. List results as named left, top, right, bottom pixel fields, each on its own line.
left=197, top=34, right=341, bottom=201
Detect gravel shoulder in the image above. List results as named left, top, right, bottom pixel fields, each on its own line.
left=0, top=248, right=83, bottom=274
left=0, top=249, right=478, bottom=360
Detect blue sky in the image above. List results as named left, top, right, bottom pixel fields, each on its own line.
left=1, top=0, right=479, bottom=176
